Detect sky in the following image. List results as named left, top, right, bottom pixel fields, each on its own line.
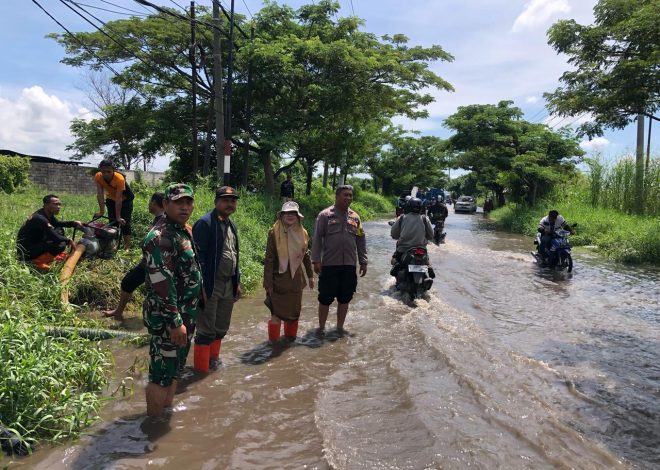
left=0, top=0, right=654, bottom=171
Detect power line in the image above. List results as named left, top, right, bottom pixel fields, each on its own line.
left=31, top=0, right=150, bottom=101
left=64, top=0, right=148, bottom=17
left=62, top=0, right=203, bottom=93
left=97, top=0, right=151, bottom=16
left=239, top=0, right=253, bottom=19
left=169, top=0, right=186, bottom=10
left=213, top=0, right=250, bottom=39
left=348, top=0, right=355, bottom=16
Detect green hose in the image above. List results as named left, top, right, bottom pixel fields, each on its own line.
left=46, top=326, right=145, bottom=341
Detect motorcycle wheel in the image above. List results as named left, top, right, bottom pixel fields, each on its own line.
left=567, top=254, right=573, bottom=273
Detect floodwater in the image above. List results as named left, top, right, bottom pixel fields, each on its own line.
left=21, top=211, right=659, bottom=469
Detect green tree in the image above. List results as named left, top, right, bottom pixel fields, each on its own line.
left=67, top=96, right=161, bottom=170
left=445, top=101, right=583, bottom=206
left=545, top=0, right=659, bottom=212
left=367, top=133, right=448, bottom=195
left=240, top=0, right=454, bottom=194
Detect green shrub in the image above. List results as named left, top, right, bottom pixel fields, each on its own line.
left=0, top=155, right=30, bottom=194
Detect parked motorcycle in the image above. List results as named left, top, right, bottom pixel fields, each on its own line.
left=531, top=225, right=576, bottom=272
left=391, top=246, right=434, bottom=299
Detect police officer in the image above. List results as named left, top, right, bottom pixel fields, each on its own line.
left=142, top=183, right=202, bottom=417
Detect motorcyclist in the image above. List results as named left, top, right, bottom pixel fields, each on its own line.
left=390, top=197, right=434, bottom=265
left=427, top=197, right=448, bottom=222
left=538, top=210, right=573, bottom=256
left=427, top=197, right=449, bottom=244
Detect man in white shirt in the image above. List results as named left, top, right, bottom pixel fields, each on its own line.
left=538, top=210, right=571, bottom=255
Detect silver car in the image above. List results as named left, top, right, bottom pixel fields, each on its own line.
left=454, top=196, right=477, bottom=213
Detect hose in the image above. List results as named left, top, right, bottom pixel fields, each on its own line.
left=59, top=244, right=87, bottom=304
left=45, top=326, right=145, bottom=341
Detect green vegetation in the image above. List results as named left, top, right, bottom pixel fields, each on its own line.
left=491, top=172, right=660, bottom=263
left=0, top=182, right=391, bottom=449
left=0, top=155, right=30, bottom=194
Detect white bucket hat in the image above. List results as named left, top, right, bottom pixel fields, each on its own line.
left=278, top=201, right=304, bottom=219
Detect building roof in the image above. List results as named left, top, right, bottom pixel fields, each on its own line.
left=0, top=149, right=85, bottom=165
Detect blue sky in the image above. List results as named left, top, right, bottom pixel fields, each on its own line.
left=0, top=0, right=654, bottom=171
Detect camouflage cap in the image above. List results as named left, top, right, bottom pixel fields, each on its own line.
left=215, top=185, right=240, bottom=199
left=165, top=183, right=194, bottom=201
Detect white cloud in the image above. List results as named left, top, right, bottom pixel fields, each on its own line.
left=0, top=86, right=86, bottom=159
left=526, top=96, right=539, bottom=104
left=511, top=0, right=571, bottom=33
left=580, top=137, right=610, bottom=152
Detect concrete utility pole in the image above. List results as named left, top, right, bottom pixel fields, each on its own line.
left=212, top=0, right=224, bottom=183
left=223, top=0, right=236, bottom=185
left=190, top=1, right=198, bottom=177
left=635, top=113, right=645, bottom=213
left=241, top=26, right=255, bottom=187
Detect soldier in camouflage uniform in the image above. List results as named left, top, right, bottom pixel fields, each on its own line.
left=142, top=183, right=202, bottom=417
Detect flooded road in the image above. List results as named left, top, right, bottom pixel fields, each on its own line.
left=24, top=211, right=659, bottom=469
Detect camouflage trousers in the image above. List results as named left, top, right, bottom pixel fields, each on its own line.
left=145, top=312, right=196, bottom=387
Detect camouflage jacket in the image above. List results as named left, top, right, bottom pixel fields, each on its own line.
left=142, top=218, right=203, bottom=329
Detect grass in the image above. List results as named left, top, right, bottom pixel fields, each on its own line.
left=0, top=182, right=393, bottom=450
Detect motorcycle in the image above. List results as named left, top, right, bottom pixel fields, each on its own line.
left=531, top=225, right=576, bottom=272
left=391, top=246, right=434, bottom=299
left=430, top=214, right=446, bottom=244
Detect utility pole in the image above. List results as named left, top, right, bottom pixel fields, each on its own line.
left=241, top=26, right=254, bottom=187
left=646, top=115, right=652, bottom=172
left=190, top=1, right=198, bottom=177
left=212, top=0, right=224, bottom=183
left=223, top=0, right=235, bottom=185
left=635, top=113, right=645, bottom=214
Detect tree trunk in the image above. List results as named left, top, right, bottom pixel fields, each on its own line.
left=322, top=160, right=329, bottom=187
left=305, top=157, right=314, bottom=195
left=527, top=181, right=537, bottom=207
left=260, top=148, right=274, bottom=195
left=331, top=163, right=338, bottom=189
left=495, top=187, right=505, bottom=206
left=381, top=177, right=392, bottom=195
left=635, top=114, right=645, bottom=214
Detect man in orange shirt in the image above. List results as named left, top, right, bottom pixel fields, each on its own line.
left=94, top=160, right=135, bottom=249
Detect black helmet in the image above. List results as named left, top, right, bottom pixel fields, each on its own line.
left=408, top=197, right=423, bottom=213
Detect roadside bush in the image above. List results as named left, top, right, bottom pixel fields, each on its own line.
left=0, top=314, right=110, bottom=443
left=0, top=155, right=30, bottom=194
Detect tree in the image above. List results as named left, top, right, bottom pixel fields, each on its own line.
left=242, top=0, right=454, bottom=194
left=67, top=95, right=161, bottom=170
left=445, top=101, right=583, bottom=206
left=367, top=132, right=448, bottom=195
left=544, top=0, right=659, bottom=212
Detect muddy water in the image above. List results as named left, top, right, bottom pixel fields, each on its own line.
left=24, top=212, right=659, bottom=469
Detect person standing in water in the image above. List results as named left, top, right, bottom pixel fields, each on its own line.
left=311, top=185, right=368, bottom=337
left=263, top=201, right=314, bottom=342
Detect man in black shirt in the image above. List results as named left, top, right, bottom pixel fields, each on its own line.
left=16, top=194, right=83, bottom=270
left=280, top=173, right=295, bottom=201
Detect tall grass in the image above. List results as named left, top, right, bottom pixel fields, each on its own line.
left=586, top=156, right=659, bottom=216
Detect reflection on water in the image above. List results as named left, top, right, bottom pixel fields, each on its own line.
left=19, top=214, right=658, bottom=469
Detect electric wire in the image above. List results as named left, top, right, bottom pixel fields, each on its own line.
left=62, top=0, right=200, bottom=93
left=30, top=0, right=151, bottom=101
left=63, top=0, right=148, bottom=17
left=96, top=0, right=151, bottom=16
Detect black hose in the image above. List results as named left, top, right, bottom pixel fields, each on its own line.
left=45, top=326, right=145, bottom=341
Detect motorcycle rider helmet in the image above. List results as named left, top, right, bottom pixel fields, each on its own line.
left=408, top=197, right=423, bottom=213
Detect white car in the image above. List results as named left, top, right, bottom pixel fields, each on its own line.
left=454, top=196, right=477, bottom=213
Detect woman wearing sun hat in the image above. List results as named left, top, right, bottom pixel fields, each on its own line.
left=263, top=201, right=314, bottom=342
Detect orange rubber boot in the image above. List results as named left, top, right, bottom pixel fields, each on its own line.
left=268, top=320, right=281, bottom=342
left=283, top=320, right=299, bottom=340
left=32, top=252, right=55, bottom=271
left=210, top=339, right=221, bottom=361
left=193, top=344, right=210, bottom=373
